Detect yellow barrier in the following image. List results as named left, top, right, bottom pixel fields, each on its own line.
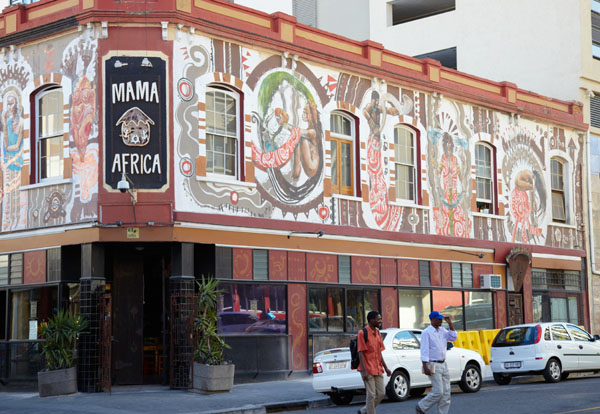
left=451, top=329, right=500, bottom=365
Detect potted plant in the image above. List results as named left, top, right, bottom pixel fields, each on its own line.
left=38, top=309, right=88, bottom=397
left=192, top=276, right=235, bottom=392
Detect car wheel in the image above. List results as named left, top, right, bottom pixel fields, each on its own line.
left=386, top=370, right=410, bottom=402
left=561, top=372, right=569, bottom=380
left=459, top=363, right=481, bottom=393
left=543, top=358, right=562, bottom=383
left=409, top=387, right=426, bottom=397
left=493, top=373, right=512, bottom=385
left=329, top=391, right=354, bottom=406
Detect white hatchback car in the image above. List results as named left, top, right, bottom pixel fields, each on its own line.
left=312, top=328, right=484, bottom=405
left=490, top=322, right=600, bottom=385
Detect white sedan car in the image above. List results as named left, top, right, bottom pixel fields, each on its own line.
left=490, top=322, right=600, bottom=385
left=312, top=328, right=484, bottom=405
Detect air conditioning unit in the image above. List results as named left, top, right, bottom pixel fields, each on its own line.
left=480, top=274, right=502, bottom=289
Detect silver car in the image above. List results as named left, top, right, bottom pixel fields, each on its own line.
left=490, top=322, right=600, bottom=384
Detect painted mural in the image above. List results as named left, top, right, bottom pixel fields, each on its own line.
left=0, top=27, right=98, bottom=233
left=173, top=34, right=584, bottom=247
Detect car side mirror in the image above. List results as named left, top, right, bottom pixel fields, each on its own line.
left=593, top=335, right=600, bottom=341
left=446, top=342, right=454, bottom=350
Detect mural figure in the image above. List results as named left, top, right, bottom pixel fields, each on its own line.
left=363, top=90, right=402, bottom=231
left=432, top=132, right=469, bottom=237
left=252, top=71, right=324, bottom=207
left=1, top=89, right=26, bottom=231
left=510, top=169, right=545, bottom=243
left=71, top=76, right=96, bottom=162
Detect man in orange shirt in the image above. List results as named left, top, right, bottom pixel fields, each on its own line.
left=357, top=310, right=391, bottom=414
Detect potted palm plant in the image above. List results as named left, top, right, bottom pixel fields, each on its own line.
left=38, top=309, right=88, bottom=397
left=192, top=276, right=235, bottom=392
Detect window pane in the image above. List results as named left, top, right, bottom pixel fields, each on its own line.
left=346, top=289, right=364, bottom=331
left=419, top=261, right=430, bottom=286
left=308, top=288, right=327, bottom=332
left=462, top=263, right=472, bottom=288
left=331, top=113, right=352, bottom=137
left=341, top=142, right=352, bottom=187
left=364, top=289, right=380, bottom=326
left=0, top=291, right=5, bottom=340
left=39, top=90, right=63, bottom=138
left=331, top=141, right=338, bottom=187
left=395, top=164, right=414, bottom=200
left=47, top=248, right=61, bottom=282
left=464, top=291, right=493, bottom=330
left=328, top=288, right=344, bottom=332
left=398, top=289, right=430, bottom=329
left=552, top=192, right=566, bottom=221
left=392, top=330, right=420, bottom=350
left=550, top=324, right=570, bottom=340
left=338, top=256, right=351, bottom=284
left=533, top=295, right=543, bottom=323
left=432, top=290, right=464, bottom=331
left=394, top=127, right=413, bottom=165
left=567, top=297, right=578, bottom=325
left=451, top=263, right=462, bottom=287
left=10, top=253, right=23, bottom=285
left=11, top=287, right=58, bottom=340
left=566, top=324, right=589, bottom=341
left=218, top=283, right=287, bottom=334
left=550, top=297, right=568, bottom=322
left=39, top=136, right=63, bottom=180
left=0, top=255, right=8, bottom=285
left=253, top=250, right=268, bottom=281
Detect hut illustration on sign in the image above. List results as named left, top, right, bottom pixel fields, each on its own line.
left=116, top=106, right=155, bottom=146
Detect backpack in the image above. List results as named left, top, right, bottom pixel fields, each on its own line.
left=350, top=328, right=368, bottom=370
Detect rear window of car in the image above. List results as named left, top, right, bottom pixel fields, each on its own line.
left=492, top=327, right=537, bottom=347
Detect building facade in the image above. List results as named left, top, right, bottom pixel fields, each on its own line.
left=0, top=0, right=589, bottom=389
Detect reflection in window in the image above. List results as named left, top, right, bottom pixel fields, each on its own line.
left=550, top=324, right=571, bottom=341
left=432, top=290, right=464, bottom=331
left=533, top=295, right=543, bottom=323
left=398, top=289, right=430, bottom=329
left=309, top=287, right=380, bottom=333
left=464, top=291, right=493, bottom=330
left=392, top=330, right=420, bottom=350
left=10, top=287, right=58, bottom=340
left=566, top=325, right=591, bottom=341
left=218, top=283, right=287, bottom=335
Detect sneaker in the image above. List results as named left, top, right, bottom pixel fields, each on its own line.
left=416, top=405, right=425, bottom=414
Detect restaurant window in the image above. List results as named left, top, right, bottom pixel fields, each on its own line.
left=464, top=291, right=493, bottom=330
left=205, top=86, right=240, bottom=179
left=338, top=255, right=351, bottom=284
left=61, top=283, right=80, bottom=315
left=10, top=286, right=58, bottom=340
left=309, top=286, right=380, bottom=333
left=432, top=290, right=464, bottom=331
left=36, top=87, right=64, bottom=182
left=253, top=249, right=268, bottom=281
left=550, top=296, right=579, bottom=325
left=330, top=112, right=355, bottom=195
left=217, top=283, right=286, bottom=334
left=398, top=289, right=431, bottom=329
left=419, top=260, right=430, bottom=286
left=451, top=263, right=472, bottom=288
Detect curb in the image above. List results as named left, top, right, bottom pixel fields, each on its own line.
left=198, top=397, right=332, bottom=414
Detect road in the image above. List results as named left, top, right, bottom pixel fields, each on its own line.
left=292, top=375, right=600, bottom=414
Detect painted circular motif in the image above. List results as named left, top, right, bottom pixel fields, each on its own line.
left=180, top=157, right=193, bottom=177
left=177, top=78, right=194, bottom=101
left=318, top=205, right=330, bottom=220
left=230, top=191, right=239, bottom=205
left=408, top=211, right=419, bottom=226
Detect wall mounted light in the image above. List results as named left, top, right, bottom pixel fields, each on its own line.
left=287, top=230, right=324, bottom=239
left=141, top=57, right=152, bottom=68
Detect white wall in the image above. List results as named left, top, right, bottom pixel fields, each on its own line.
left=232, top=0, right=293, bottom=16
left=317, top=0, right=370, bottom=41
left=0, top=0, right=11, bottom=11
left=367, top=0, right=583, bottom=101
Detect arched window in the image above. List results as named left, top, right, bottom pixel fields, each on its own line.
left=36, top=86, right=64, bottom=182
left=475, top=143, right=494, bottom=213
left=205, top=85, right=240, bottom=178
left=330, top=111, right=355, bottom=195
left=394, top=125, right=416, bottom=202
left=551, top=158, right=567, bottom=222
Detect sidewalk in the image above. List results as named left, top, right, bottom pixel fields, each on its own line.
left=0, top=366, right=497, bottom=414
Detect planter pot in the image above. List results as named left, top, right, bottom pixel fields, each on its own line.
left=38, top=367, right=78, bottom=397
left=193, top=362, right=235, bottom=392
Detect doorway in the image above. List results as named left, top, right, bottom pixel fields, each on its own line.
left=111, top=244, right=167, bottom=385
left=508, top=293, right=524, bottom=326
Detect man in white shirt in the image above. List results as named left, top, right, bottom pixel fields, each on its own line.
left=416, top=311, right=457, bottom=414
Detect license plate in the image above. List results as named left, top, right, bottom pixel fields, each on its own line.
left=504, top=361, right=521, bottom=369
left=327, top=361, right=347, bottom=370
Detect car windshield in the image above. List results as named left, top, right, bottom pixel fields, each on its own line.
left=493, top=326, right=537, bottom=347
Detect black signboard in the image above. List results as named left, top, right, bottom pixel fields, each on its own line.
left=105, top=56, right=167, bottom=190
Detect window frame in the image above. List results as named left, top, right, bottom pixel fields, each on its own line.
left=35, top=86, right=64, bottom=183
left=451, top=263, right=473, bottom=288
left=550, top=157, right=567, bottom=223
left=330, top=111, right=356, bottom=196
left=393, top=124, right=418, bottom=203
left=205, top=85, right=242, bottom=180
left=474, top=142, right=495, bottom=213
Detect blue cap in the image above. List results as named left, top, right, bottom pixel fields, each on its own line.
left=429, top=311, right=444, bottom=319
